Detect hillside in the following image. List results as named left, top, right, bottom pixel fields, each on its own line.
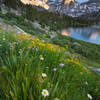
left=0, top=1, right=100, bottom=100
left=0, top=28, right=100, bottom=100
left=0, top=9, right=100, bottom=68
left=0, top=12, right=100, bottom=100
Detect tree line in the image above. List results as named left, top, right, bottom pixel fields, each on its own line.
left=1, top=0, right=99, bottom=31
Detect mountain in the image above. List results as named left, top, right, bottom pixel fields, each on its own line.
left=47, top=0, right=76, bottom=14
left=1, top=0, right=100, bottom=20
left=79, top=0, right=100, bottom=20
left=47, top=0, right=100, bottom=20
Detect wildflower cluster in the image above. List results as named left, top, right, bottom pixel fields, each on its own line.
left=13, top=33, right=63, bottom=52
left=67, top=57, right=80, bottom=66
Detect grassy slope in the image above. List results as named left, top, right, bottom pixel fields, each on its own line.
left=0, top=29, right=100, bottom=100
left=0, top=11, right=100, bottom=68
left=51, top=35, right=100, bottom=68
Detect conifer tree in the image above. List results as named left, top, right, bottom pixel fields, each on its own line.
left=4, top=0, right=17, bottom=9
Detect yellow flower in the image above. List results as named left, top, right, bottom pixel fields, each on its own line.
left=83, top=67, right=88, bottom=72
left=67, top=58, right=74, bottom=62
left=27, top=34, right=31, bottom=38
left=47, top=43, right=52, bottom=46
left=43, top=34, right=46, bottom=38
left=13, top=34, right=16, bottom=38
left=75, top=61, right=80, bottom=66
left=31, top=38, right=35, bottom=41
left=61, top=47, right=65, bottom=51
left=65, top=45, right=68, bottom=48
left=22, top=33, right=26, bottom=35
left=80, top=72, right=83, bottom=75
left=31, top=41, right=35, bottom=45
left=39, top=43, right=45, bottom=47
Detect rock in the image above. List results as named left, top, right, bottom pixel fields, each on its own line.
left=31, top=21, right=42, bottom=29
left=49, top=31, right=57, bottom=38
left=71, top=42, right=81, bottom=47
left=47, top=0, right=100, bottom=19
left=88, top=66, right=100, bottom=75
left=0, top=20, right=27, bottom=34
left=93, top=68, right=100, bottom=74
left=1, top=4, right=8, bottom=14
left=13, top=25, right=27, bottom=34
left=44, top=26, right=50, bottom=31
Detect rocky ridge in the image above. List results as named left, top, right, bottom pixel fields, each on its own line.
left=47, top=0, right=100, bottom=19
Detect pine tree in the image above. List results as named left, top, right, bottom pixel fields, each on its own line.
left=4, top=0, right=17, bottom=9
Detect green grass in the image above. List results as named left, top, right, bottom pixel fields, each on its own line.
left=0, top=29, right=100, bottom=100
left=51, top=35, right=100, bottom=67
left=0, top=11, right=100, bottom=68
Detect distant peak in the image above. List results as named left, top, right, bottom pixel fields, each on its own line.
left=64, top=0, right=75, bottom=4
left=20, top=0, right=49, bottom=10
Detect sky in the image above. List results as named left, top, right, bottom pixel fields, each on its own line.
left=76, top=0, right=88, bottom=3
left=53, top=0, right=89, bottom=3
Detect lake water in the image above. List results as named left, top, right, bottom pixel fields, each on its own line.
left=61, top=25, right=100, bottom=44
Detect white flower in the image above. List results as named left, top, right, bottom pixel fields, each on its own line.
left=42, top=73, right=47, bottom=78
left=85, top=82, right=88, bottom=85
left=42, top=89, right=49, bottom=97
left=53, top=68, right=57, bottom=72
left=36, top=48, right=38, bottom=51
left=3, top=38, right=5, bottom=40
left=87, top=94, right=92, bottom=99
left=39, top=55, right=44, bottom=60
left=59, top=63, right=64, bottom=67
left=54, top=98, right=60, bottom=100
left=40, top=57, right=44, bottom=60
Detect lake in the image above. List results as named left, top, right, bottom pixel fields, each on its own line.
left=61, top=24, right=100, bottom=44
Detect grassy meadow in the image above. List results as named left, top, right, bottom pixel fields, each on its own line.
left=0, top=11, right=100, bottom=68
left=0, top=29, right=100, bottom=100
